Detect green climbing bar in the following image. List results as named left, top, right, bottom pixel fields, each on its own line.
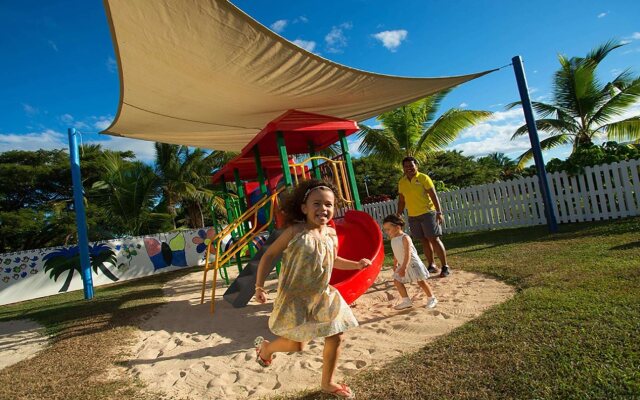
left=338, top=130, right=362, bottom=211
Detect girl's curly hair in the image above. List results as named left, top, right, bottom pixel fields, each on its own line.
left=280, top=179, right=339, bottom=225
left=383, top=213, right=405, bottom=227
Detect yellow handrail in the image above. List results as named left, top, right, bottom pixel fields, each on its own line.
left=200, top=187, right=283, bottom=314
left=289, top=156, right=354, bottom=205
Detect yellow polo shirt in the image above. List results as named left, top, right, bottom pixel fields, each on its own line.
left=398, top=172, right=436, bottom=216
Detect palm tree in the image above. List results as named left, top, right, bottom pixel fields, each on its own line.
left=509, top=40, right=640, bottom=167
left=92, top=152, right=170, bottom=235
left=43, top=243, right=118, bottom=292
left=477, top=152, right=521, bottom=181
left=154, top=144, right=234, bottom=228
left=357, top=91, right=491, bottom=164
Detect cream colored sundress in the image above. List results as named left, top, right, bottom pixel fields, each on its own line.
left=268, top=226, right=359, bottom=342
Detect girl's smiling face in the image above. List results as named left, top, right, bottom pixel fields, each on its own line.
left=383, top=222, right=403, bottom=237
left=301, top=188, right=335, bottom=226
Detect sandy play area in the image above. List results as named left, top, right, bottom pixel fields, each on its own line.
left=127, top=267, right=513, bottom=399
left=0, top=319, right=48, bottom=370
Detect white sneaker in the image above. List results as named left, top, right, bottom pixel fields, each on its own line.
left=425, top=297, right=438, bottom=309
left=394, top=298, right=413, bottom=310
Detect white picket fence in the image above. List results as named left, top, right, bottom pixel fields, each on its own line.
left=362, top=159, right=640, bottom=233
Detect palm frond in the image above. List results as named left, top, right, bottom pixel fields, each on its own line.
left=356, top=125, right=402, bottom=162
left=589, top=77, right=640, bottom=126
left=600, top=116, right=640, bottom=142
left=516, top=134, right=572, bottom=168
left=511, top=118, right=579, bottom=140
left=417, top=109, right=491, bottom=151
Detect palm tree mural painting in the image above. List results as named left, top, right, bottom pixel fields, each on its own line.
left=43, top=243, right=119, bottom=292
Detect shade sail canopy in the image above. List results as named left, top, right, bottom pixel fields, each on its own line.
left=102, top=0, right=496, bottom=151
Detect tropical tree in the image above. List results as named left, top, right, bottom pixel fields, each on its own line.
left=154, top=143, right=234, bottom=228
left=92, top=152, right=171, bottom=236
left=43, top=243, right=118, bottom=292
left=477, top=152, right=521, bottom=181
left=509, top=40, right=640, bottom=167
left=357, top=91, right=491, bottom=165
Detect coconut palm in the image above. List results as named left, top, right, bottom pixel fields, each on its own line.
left=43, top=243, right=118, bottom=292
left=477, top=152, right=521, bottom=181
left=92, top=152, right=170, bottom=235
left=154, top=143, right=234, bottom=228
left=509, top=40, right=640, bottom=167
left=357, top=91, right=492, bottom=164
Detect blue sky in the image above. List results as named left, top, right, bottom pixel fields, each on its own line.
left=1, top=0, right=639, bottom=163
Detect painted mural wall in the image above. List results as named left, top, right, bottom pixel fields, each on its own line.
left=0, top=227, right=231, bottom=306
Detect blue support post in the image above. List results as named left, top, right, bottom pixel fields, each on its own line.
left=67, top=128, right=94, bottom=299
left=512, top=56, right=558, bottom=233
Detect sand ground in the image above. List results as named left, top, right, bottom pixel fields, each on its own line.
left=0, top=319, right=48, bottom=370
left=126, top=267, right=514, bottom=399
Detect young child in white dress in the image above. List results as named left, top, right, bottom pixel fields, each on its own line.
left=383, top=214, right=437, bottom=310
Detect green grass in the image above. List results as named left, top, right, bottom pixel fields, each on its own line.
left=281, top=217, right=640, bottom=400
left=0, top=267, right=195, bottom=400
left=2, top=218, right=639, bottom=400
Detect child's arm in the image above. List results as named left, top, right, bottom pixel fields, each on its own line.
left=334, top=256, right=372, bottom=270
left=397, top=236, right=411, bottom=277
left=392, top=256, right=398, bottom=271
left=254, top=226, right=294, bottom=303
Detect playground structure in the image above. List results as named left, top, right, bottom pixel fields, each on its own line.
left=200, top=109, right=385, bottom=313
left=61, top=0, right=556, bottom=307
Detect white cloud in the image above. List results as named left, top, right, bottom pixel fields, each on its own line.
left=292, top=39, right=316, bottom=52
left=597, top=12, right=608, bottom=18
left=60, top=114, right=74, bottom=124
left=88, top=136, right=157, bottom=162
left=47, top=40, right=58, bottom=52
left=450, top=100, right=640, bottom=158
left=22, top=103, right=39, bottom=116
left=294, top=16, right=308, bottom=24
left=106, top=57, right=117, bottom=73
left=325, top=23, right=351, bottom=53
left=93, top=116, right=113, bottom=131
left=458, top=102, right=468, bottom=108
left=270, top=19, right=288, bottom=33
left=372, top=29, right=408, bottom=52
left=620, top=40, right=632, bottom=45
left=0, top=129, right=67, bottom=151
left=630, top=32, right=640, bottom=40
left=622, top=47, right=640, bottom=55
left=58, top=114, right=90, bottom=130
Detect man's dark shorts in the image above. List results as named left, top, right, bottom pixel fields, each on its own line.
left=408, top=212, right=442, bottom=239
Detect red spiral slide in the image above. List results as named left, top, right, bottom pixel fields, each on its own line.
left=330, top=210, right=385, bottom=304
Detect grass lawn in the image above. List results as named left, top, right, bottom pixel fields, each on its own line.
left=1, top=217, right=639, bottom=399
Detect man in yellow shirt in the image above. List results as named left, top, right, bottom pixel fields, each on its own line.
left=397, top=157, right=451, bottom=277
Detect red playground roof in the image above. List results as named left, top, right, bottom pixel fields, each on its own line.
left=239, top=109, right=359, bottom=158
left=211, top=155, right=285, bottom=183
left=213, top=109, right=358, bottom=182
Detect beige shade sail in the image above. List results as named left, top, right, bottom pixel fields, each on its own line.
left=102, top=0, right=496, bottom=151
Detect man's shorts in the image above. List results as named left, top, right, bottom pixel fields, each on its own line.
left=408, top=212, right=442, bottom=239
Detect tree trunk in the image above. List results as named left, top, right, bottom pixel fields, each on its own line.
left=60, top=269, right=74, bottom=292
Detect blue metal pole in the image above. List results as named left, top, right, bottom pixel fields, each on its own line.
left=67, top=128, right=94, bottom=299
left=512, top=56, right=558, bottom=233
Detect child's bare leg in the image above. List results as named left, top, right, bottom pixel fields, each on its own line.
left=393, top=279, right=409, bottom=298
left=417, top=280, right=434, bottom=298
left=261, top=337, right=305, bottom=359
left=321, top=333, right=348, bottom=393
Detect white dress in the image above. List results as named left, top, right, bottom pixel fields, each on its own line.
left=390, top=233, right=430, bottom=284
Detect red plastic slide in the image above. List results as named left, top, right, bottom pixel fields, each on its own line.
left=330, top=210, right=385, bottom=304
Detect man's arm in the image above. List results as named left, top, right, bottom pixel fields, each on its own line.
left=397, top=193, right=406, bottom=215
left=427, top=188, right=444, bottom=224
